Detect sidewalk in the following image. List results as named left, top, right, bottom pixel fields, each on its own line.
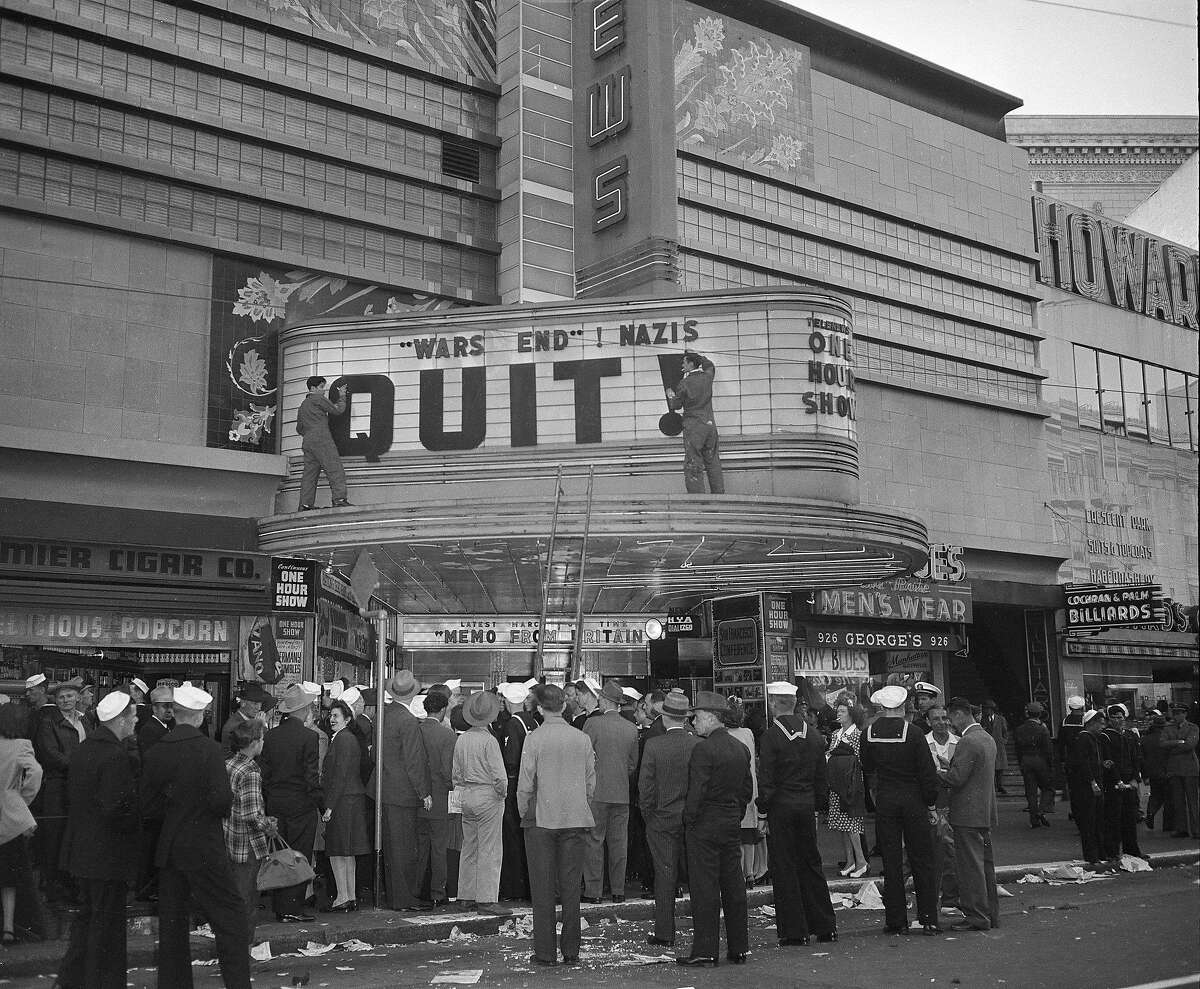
left=4, top=799, right=1196, bottom=980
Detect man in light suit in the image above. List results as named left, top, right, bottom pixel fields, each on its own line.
left=582, top=680, right=639, bottom=903
left=638, top=689, right=699, bottom=947
left=939, top=696, right=1000, bottom=933
left=368, top=670, right=432, bottom=910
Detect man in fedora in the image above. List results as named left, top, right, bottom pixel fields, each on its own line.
left=142, top=683, right=250, bottom=989
left=369, top=670, right=432, bottom=911
left=518, top=683, right=596, bottom=966
left=58, top=691, right=139, bottom=989
left=678, top=690, right=752, bottom=967
left=452, top=690, right=509, bottom=916
left=582, top=680, right=639, bottom=904
left=638, top=689, right=698, bottom=948
left=260, top=682, right=325, bottom=922
left=220, top=683, right=274, bottom=756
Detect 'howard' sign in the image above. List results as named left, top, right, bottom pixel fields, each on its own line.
left=1032, top=195, right=1198, bottom=330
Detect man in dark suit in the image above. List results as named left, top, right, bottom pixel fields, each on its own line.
left=369, top=670, right=432, bottom=911
left=582, top=680, right=639, bottom=903
left=757, top=681, right=837, bottom=947
left=142, top=683, right=249, bottom=989
left=34, top=679, right=88, bottom=902
left=134, top=684, right=175, bottom=902
left=678, top=691, right=752, bottom=967
left=260, top=682, right=324, bottom=922
left=137, top=686, right=175, bottom=756
left=219, top=683, right=273, bottom=756
left=940, top=697, right=1000, bottom=933
left=416, top=691, right=457, bottom=907
left=570, top=679, right=600, bottom=730
left=638, top=689, right=698, bottom=947
left=58, top=691, right=139, bottom=989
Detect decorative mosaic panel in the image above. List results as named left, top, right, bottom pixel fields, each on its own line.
left=672, top=0, right=814, bottom=183
left=207, top=256, right=461, bottom=452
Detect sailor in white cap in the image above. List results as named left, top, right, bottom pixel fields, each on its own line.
left=495, top=681, right=538, bottom=900
left=58, top=690, right=139, bottom=988
left=757, top=679, right=838, bottom=946
left=1066, top=708, right=1108, bottom=866
left=911, top=681, right=942, bottom=735
left=570, top=677, right=602, bottom=730
left=141, top=682, right=252, bottom=988
left=128, top=677, right=150, bottom=728
left=23, top=673, right=51, bottom=734
left=1057, top=695, right=1088, bottom=810
left=859, top=684, right=940, bottom=935
left=1101, top=704, right=1144, bottom=858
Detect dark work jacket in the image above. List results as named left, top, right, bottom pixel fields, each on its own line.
left=34, top=709, right=87, bottom=781
left=61, top=725, right=139, bottom=881
left=757, top=714, right=829, bottom=815
left=1014, top=719, right=1053, bottom=763
left=859, top=718, right=939, bottom=809
left=261, top=715, right=325, bottom=816
left=683, top=726, right=752, bottom=829
left=141, top=724, right=233, bottom=871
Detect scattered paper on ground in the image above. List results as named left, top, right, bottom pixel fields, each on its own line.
left=756, top=905, right=776, bottom=917
left=607, top=953, right=674, bottom=966
left=190, top=924, right=215, bottom=939
left=340, top=939, right=373, bottom=951
left=447, top=926, right=477, bottom=942
left=1119, top=855, right=1151, bottom=872
left=997, top=885, right=1013, bottom=897
left=298, top=941, right=335, bottom=956
left=250, top=942, right=272, bottom=961
left=852, top=880, right=885, bottom=909
left=190, top=958, right=217, bottom=966
left=431, top=971, right=483, bottom=985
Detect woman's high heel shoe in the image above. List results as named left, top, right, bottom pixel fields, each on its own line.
left=838, top=864, right=854, bottom=877
left=326, top=900, right=357, bottom=913
left=848, top=864, right=869, bottom=879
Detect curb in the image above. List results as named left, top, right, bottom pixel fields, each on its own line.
left=3, top=850, right=1196, bottom=979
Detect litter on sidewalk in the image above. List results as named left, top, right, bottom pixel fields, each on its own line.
left=431, top=971, right=483, bottom=985
left=1118, top=855, right=1152, bottom=872
left=250, top=942, right=272, bottom=961
left=1017, top=865, right=1116, bottom=885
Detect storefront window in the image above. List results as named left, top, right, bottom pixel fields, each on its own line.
left=1097, top=351, right=1125, bottom=433
left=1073, top=345, right=1100, bottom=427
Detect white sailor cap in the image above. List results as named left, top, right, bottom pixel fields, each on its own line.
left=870, top=685, right=909, bottom=709
left=324, top=681, right=344, bottom=700
left=522, top=678, right=539, bottom=689
left=25, top=674, right=46, bottom=690
left=341, top=687, right=362, bottom=707
left=131, top=678, right=149, bottom=695
left=1066, top=695, right=1085, bottom=710
left=444, top=679, right=462, bottom=692
left=300, top=681, right=322, bottom=698
left=96, top=691, right=131, bottom=722
left=580, top=678, right=601, bottom=696
left=1082, top=708, right=1104, bottom=725
left=498, top=682, right=530, bottom=705
left=408, top=694, right=429, bottom=717
left=1107, top=703, right=1129, bottom=718
left=173, top=683, right=213, bottom=711
left=621, top=686, right=642, bottom=702
left=766, top=681, right=798, bottom=697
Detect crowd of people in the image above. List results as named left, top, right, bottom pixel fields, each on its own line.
left=0, top=668, right=1197, bottom=982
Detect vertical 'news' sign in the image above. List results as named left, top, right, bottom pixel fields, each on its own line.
left=586, top=0, right=631, bottom=232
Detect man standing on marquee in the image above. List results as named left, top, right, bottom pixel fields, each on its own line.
left=666, top=351, right=724, bottom=495
left=639, top=689, right=699, bottom=948
left=296, top=375, right=351, bottom=511
left=758, top=681, right=838, bottom=947
left=678, top=691, right=752, bottom=967
left=58, top=691, right=139, bottom=989
left=142, top=683, right=250, bottom=989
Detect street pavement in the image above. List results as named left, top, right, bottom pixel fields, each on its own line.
left=2, top=795, right=1196, bottom=986
left=8, top=860, right=1195, bottom=989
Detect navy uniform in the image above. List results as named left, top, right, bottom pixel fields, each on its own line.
left=859, top=686, right=939, bottom=934
left=1014, top=703, right=1055, bottom=827
left=680, top=691, right=752, bottom=965
left=58, top=694, right=139, bottom=989
left=142, top=684, right=250, bottom=989
left=497, top=684, right=539, bottom=900
left=757, top=682, right=837, bottom=944
left=1101, top=704, right=1143, bottom=859
left=1066, top=712, right=1106, bottom=865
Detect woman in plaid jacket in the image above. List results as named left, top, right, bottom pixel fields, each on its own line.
left=224, top=720, right=276, bottom=943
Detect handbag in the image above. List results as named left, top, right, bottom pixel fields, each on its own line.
left=255, top=836, right=316, bottom=892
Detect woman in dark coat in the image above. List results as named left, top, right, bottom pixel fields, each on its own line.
left=322, top=700, right=369, bottom=910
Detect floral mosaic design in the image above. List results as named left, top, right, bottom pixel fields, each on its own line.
left=252, top=0, right=496, bottom=77
left=673, top=2, right=814, bottom=182
left=207, top=257, right=459, bottom=452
